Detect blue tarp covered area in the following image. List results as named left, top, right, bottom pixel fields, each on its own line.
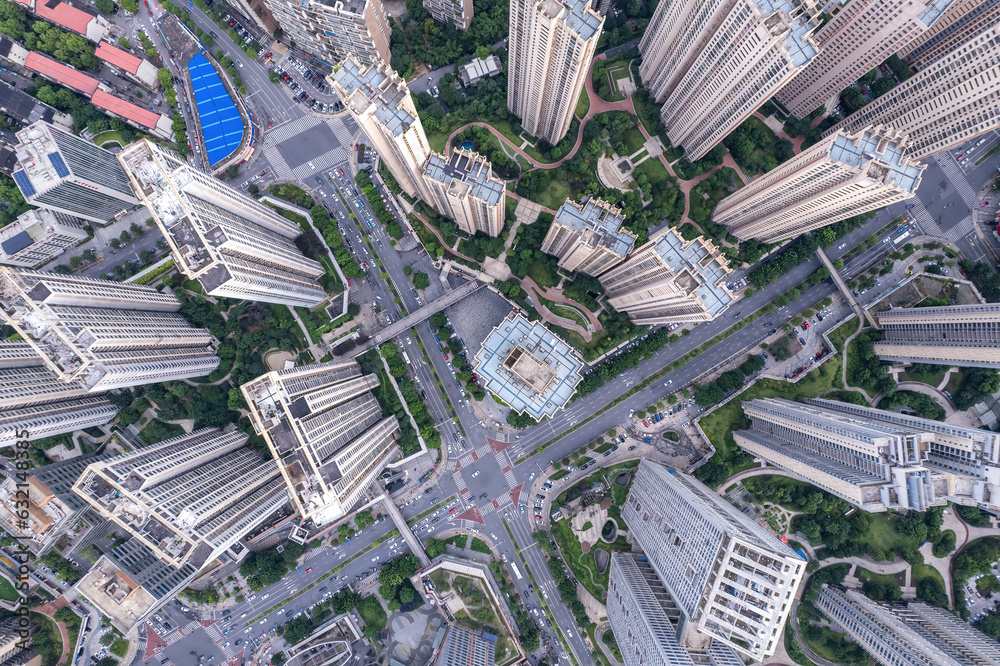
left=187, top=53, right=244, bottom=166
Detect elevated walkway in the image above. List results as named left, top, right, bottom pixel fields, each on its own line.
left=380, top=494, right=430, bottom=568
left=816, top=248, right=879, bottom=329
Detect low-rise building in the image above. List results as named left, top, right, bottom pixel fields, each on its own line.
left=459, top=55, right=502, bottom=87
left=94, top=41, right=159, bottom=88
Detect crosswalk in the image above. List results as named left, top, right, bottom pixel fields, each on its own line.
left=452, top=470, right=471, bottom=500
left=932, top=152, right=978, bottom=206
left=474, top=441, right=492, bottom=458
left=328, top=116, right=355, bottom=148
left=503, top=467, right=517, bottom=488
left=480, top=502, right=494, bottom=516
left=906, top=199, right=934, bottom=234
left=944, top=214, right=975, bottom=241
left=204, top=622, right=224, bottom=641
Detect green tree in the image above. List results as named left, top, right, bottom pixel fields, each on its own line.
left=120, top=0, right=137, bottom=11
left=95, top=0, right=115, bottom=14
left=412, top=272, right=430, bottom=290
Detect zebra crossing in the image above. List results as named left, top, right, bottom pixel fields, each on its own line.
left=452, top=470, right=471, bottom=499
left=474, top=441, right=492, bottom=458
left=944, top=214, right=975, bottom=241
left=458, top=451, right=476, bottom=467
left=204, top=622, right=224, bottom=641
left=503, top=467, right=517, bottom=488
left=328, top=116, right=355, bottom=148
left=480, top=502, right=495, bottom=516
left=932, top=152, right=978, bottom=206
left=906, top=199, right=934, bottom=234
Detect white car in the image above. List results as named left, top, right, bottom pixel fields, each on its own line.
left=491, top=533, right=498, bottom=540
left=471, top=470, right=480, bottom=477
left=259, top=619, right=266, bottom=625
left=529, top=473, right=535, bottom=480
left=277, top=609, right=285, bottom=615
left=262, top=594, right=270, bottom=600
left=372, top=556, right=380, bottom=562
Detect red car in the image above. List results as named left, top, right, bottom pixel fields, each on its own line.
left=265, top=52, right=272, bottom=58
left=305, top=568, right=312, bottom=573
left=802, top=320, right=810, bottom=330
left=449, top=508, right=458, bottom=514
left=643, top=420, right=649, bottom=427
left=229, top=19, right=236, bottom=26
left=355, top=143, right=359, bottom=150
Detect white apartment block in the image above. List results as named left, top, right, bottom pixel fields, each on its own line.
left=423, top=0, right=472, bottom=30
left=541, top=198, right=636, bottom=277
left=874, top=303, right=1000, bottom=368
left=508, top=0, right=603, bottom=145
left=119, top=140, right=326, bottom=308
left=827, top=21, right=1000, bottom=159
left=639, top=0, right=819, bottom=160
left=775, top=0, right=957, bottom=118
left=623, top=460, right=805, bottom=661
left=0, top=394, right=117, bottom=447
left=714, top=125, right=924, bottom=243
left=900, top=0, right=1000, bottom=70
left=241, top=359, right=401, bottom=525
left=263, top=0, right=391, bottom=65
left=11, top=121, right=139, bottom=223
left=422, top=149, right=505, bottom=237
left=0, top=267, right=220, bottom=392
left=0, top=209, right=88, bottom=268
left=598, top=228, right=734, bottom=325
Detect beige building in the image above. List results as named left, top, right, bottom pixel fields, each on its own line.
left=423, top=0, right=472, bottom=30
left=507, top=0, right=603, bottom=145
left=422, top=149, right=505, bottom=237
left=0, top=208, right=88, bottom=268
left=775, top=0, right=957, bottom=118
left=714, top=126, right=925, bottom=243
left=598, top=228, right=734, bottom=325
left=639, top=0, right=819, bottom=160
left=541, top=198, right=635, bottom=277
left=874, top=303, right=1000, bottom=368
left=827, top=22, right=1000, bottom=160
left=263, top=0, right=390, bottom=65
left=900, top=0, right=1000, bottom=70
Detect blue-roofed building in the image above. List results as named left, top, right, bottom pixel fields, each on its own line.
left=598, top=228, right=734, bottom=325
left=474, top=313, right=584, bottom=421
left=541, top=197, right=636, bottom=277
left=0, top=208, right=88, bottom=268
left=422, top=149, right=506, bottom=237
left=187, top=53, right=246, bottom=166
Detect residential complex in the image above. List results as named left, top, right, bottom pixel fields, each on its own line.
left=541, top=198, right=636, bottom=277
left=774, top=0, right=956, bottom=118
left=873, top=303, right=1000, bottom=368
left=0, top=616, right=41, bottom=666
left=119, top=140, right=326, bottom=307
left=507, top=0, right=603, bottom=145
left=714, top=126, right=924, bottom=243
left=262, top=0, right=391, bottom=66
left=598, top=228, right=734, bottom=325
left=0, top=208, right=89, bottom=268
left=423, top=0, right=473, bottom=30
left=621, top=460, right=805, bottom=661
left=10, top=121, right=139, bottom=223
left=816, top=586, right=1000, bottom=665
left=639, top=0, right=819, bottom=160
left=900, top=0, right=1000, bottom=70
left=422, top=149, right=506, bottom=237
left=434, top=625, right=496, bottom=666
left=241, top=359, right=401, bottom=526
left=827, top=22, right=1000, bottom=159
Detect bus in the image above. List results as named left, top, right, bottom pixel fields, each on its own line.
left=892, top=231, right=910, bottom=246
left=510, top=562, right=522, bottom=580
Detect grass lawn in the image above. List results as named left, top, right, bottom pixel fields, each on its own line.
left=549, top=302, right=588, bottom=328
left=551, top=518, right=631, bottom=600
left=93, top=130, right=125, bottom=147
left=866, top=513, right=918, bottom=553
left=428, top=119, right=522, bottom=156
left=516, top=155, right=533, bottom=172
left=622, top=127, right=646, bottom=154
left=977, top=574, right=1000, bottom=593
left=0, top=576, right=16, bottom=602
left=859, top=568, right=906, bottom=587
left=826, top=318, right=856, bottom=354
left=633, top=157, right=671, bottom=186
left=526, top=261, right=559, bottom=288
left=576, top=87, right=591, bottom=118
left=528, top=176, right=573, bottom=210
left=945, top=370, right=966, bottom=395
left=911, top=563, right=944, bottom=590
left=902, top=369, right=946, bottom=387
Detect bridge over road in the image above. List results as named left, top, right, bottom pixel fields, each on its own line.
left=816, top=248, right=879, bottom=329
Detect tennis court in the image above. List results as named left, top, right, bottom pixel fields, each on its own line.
left=187, top=53, right=245, bottom=166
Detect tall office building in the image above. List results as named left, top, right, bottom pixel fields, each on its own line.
left=0, top=267, right=219, bottom=391
left=638, top=0, right=819, bottom=160
left=541, top=198, right=636, bottom=277
left=900, top=0, right=1000, bottom=70
left=714, top=126, right=924, bottom=243
left=598, top=228, right=734, bottom=325
left=816, top=586, right=1000, bottom=666
left=507, top=0, right=603, bottom=145
left=434, top=626, right=496, bottom=666
left=10, top=122, right=139, bottom=223
left=423, top=0, right=472, bottom=30
left=241, top=359, right=401, bottom=525
left=622, top=460, right=805, bottom=661
left=0, top=209, right=89, bottom=268
left=873, top=303, right=1000, bottom=368
left=331, top=57, right=432, bottom=202
left=827, top=22, right=1000, bottom=159
left=775, top=0, right=957, bottom=118
left=119, top=140, right=326, bottom=308
left=422, top=149, right=505, bottom=237
left=263, top=0, right=391, bottom=66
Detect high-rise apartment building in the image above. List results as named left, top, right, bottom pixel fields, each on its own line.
left=775, top=0, right=957, bottom=118
left=598, top=228, right=734, bottom=325
left=507, top=0, right=603, bottom=145
left=263, top=0, right=391, bottom=66
left=422, top=149, right=505, bottom=237
left=873, top=303, right=1000, bottom=368
left=0, top=268, right=219, bottom=392
left=639, top=0, right=819, bottom=160
left=714, top=126, right=924, bottom=243
left=434, top=626, right=496, bottom=666
left=10, top=121, right=139, bottom=223
left=827, top=22, right=1000, bottom=159
left=816, top=586, right=1000, bottom=666
left=541, top=198, right=636, bottom=277
left=119, top=140, right=326, bottom=307
left=422, top=0, right=472, bottom=30
left=900, top=0, right=1000, bottom=70
left=622, top=460, right=805, bottom=661
left=0, top=209, right=89, bottom=268
left=0, top=616, right=40, bottom=666
left=331, top=57, right=432, bottom=202
left=241, top=359, right=401, bottom=525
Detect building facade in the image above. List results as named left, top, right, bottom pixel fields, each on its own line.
left=873, top=303, right=1000, bottom=368
left=541, top=198, right=635, bottom=277
left=827, top=21, right=1000, bottom=159
left=241, top=359, right=401, bottom=525
left=622, top=460, right=805, bottom=661
left=263, top=0, right=391, bottom=66
left=0, top=208, right=88, bottom=268
left=119, top=140, right=326, bottom=307
left=422, top=0, right=472, bottom=30
left=775, top=0, right=957, bottom=118
left=598, top=228, right=734, bottom=325
left=639, top=0, right=819, bottom=160
left=507, top=0, right=603, bottom=145
left=900, top=0, right=1000, bottom=70
left=10, top=121, right=138, bottom=223
left=714, top=126, right=924, bottom=243
left=422, top=149, right=505, bottom=237
left=434, top=626, right=496, bottom=666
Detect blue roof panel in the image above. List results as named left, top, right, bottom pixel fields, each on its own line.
left=48, top=152, right=70, bottom=178
left=12, top=170, right=35, bottom=198
left=187, top=53, right=245, bottom=166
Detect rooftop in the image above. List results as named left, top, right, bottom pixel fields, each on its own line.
left=94, top=41, right=142, bottom=74
left=653, top=229, right=734, bottom=318
left=554, top=198, right=635, bottom=258
left=34, top=0, right=95, bottom=36
left=828, top=127, right=924, bottom=194
left=756, top=0, right=819, bottom=67
left=536, top=0, right=603, bottom=41
left=423, top=149, right=504, bottom=207
left=91, top=90, right=160, bottom=129
left=331, top=58, right=415, bottom=138
left=23, top=51, right=99, bottom=96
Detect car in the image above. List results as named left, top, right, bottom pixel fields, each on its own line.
left=643, top=420, right=649, bottom=427
left=315, top=176, right=323, bottom=185
left=802, top=320, right=810, bottom=330
left=259, top=619, right=266, bottom=625
left=519, top=504, right=525, bottom=513
left=471, top=470, right=480, bottom=477
left=628, top=445, right=637, bottom=451
left=223, top=642, right=230, bottom=649
left=305, top=568, right=312, bottom=573
left=223, top=629, right=230, bottom=635
left=837, top=243, right=846, bottom=249
left=664, top=380, right=672, bottom=386
left=262, top=594, right=270, bottom=600
left=277, top=609, right=285, bottom=615
left=479, top=492, right=488, bottom=499
left=449, top=508, right=458, bottom=514
left=799, top=337, right=806, bottom=345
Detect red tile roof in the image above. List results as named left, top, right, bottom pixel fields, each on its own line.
left=34, top=0, right=94, bottom=36
left=95, top=41, right=141, bottom=74
left=91, top=90, right=159, bottom=128
left=24, top=52, right=99, bottom=95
